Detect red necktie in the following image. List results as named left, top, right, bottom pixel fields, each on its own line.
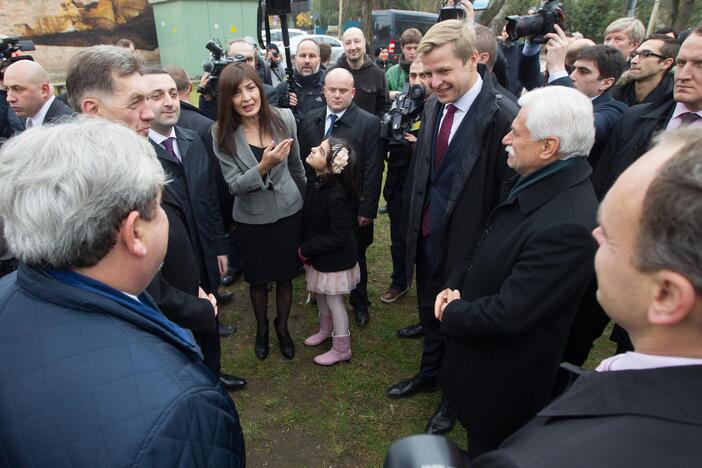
left=421, top=104, right=458, bottom=237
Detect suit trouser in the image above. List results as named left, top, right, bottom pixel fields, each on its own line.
left=195, top=328, right=222, bottom=376
left=385, top=178, right=409, bottom=291
left=416, top=235, right=444, bottom=383
left=350, top=223, right=373, bottom=311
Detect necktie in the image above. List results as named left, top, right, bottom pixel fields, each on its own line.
left=325, top=114, right=338, bottom=138
left=679, top=112, right=701, bottom=127
left=421, top=104, right=458, bottom=237
left=162, top=137, right=181, bottom=164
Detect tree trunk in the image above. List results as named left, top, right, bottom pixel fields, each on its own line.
left=479, top=0, right=508, bottom=26
left=672, top=0, right=696, bottom=31
left=362, top=0, right=373, bottom=52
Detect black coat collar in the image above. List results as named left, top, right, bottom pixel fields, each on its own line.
left=509, top=158, right=592, bottom=213
left=542, top=364, right=702, bottom=426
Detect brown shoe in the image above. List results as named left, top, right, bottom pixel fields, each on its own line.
left=380, top=287, right=409, bottom=304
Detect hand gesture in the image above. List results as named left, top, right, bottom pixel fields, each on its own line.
left=452, top=0, right=475, bottom=25
left=545, top=24, right=569, bottom=75
left=435, top=288, right=461, bottom=321
left=259, top=138, right=293, bottom=173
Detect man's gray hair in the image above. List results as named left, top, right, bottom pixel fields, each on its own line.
left=0, top=118, right=166, bottom=269
left=518, top=86, right=595, bottom=160
left=66, top=45, right=142, bottom=112
left=636, top=127, right=702, bottom=294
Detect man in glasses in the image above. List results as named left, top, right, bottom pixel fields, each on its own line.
left=611, top=34, right=680, bottom=106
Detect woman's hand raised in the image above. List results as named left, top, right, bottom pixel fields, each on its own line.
left=259, top=138, right=294, bottom=176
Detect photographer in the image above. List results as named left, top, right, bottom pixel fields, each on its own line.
left=382, top=59, right=433, bottom=308
left=198, top=39, right=283, bottom=120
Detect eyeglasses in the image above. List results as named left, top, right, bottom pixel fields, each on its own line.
left=271, top=51, right=279, bottom=58
left=629, top=49, right=666, bottom=61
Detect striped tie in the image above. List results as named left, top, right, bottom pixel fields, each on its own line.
left=421, top=104, right=458, bottom=237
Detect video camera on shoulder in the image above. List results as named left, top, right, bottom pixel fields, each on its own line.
left=505, top=0, right=565, bottom=43
left=197, top=38, right=247, bottom=97
left=380, top=83, right=426, bottom=147
left=0, top=36, right=35, bottom=78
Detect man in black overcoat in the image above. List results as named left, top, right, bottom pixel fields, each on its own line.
left=473, top=127, right=702, bottom=468
left=297, top=67, right=383, bottom=327
left=385, top=20, right=518, bottom=436
left=143, top=70, right=244, bottom=391
left=435, top=86, right=598, bottom=458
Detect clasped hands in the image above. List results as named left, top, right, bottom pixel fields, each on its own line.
left=434, top=288, right=461, bottom=321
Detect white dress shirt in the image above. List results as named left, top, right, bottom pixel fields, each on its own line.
left=438, top=74, right=483, bottom=144
left=324, top=107, right=348, bottom=135
left=597, top=351, right=702, bottom=372
left=26, top=95, right=55, bottom=128
left=149, top=127, right=182, bottom=161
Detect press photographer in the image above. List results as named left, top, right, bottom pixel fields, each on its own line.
left=379, top=59, right=432, bottom=308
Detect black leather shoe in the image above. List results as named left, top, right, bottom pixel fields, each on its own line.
left=274, top=317, right=295, bottom=360
left=386, top=375, right=438, bottom=399
left=218, top=323, right=236, bottom=337
left=217, top=290, right=234, bottom=304
left=354, top=307, right=370, bottom=327
left=220, top=373, right=246, bottom=391
left=255, top=325, right=269, bottom=360
left=397, top=323, right=424, bottom=339
left=425, top=398, right=456, bottom=434
left=221, top=273, right=235, bottom=287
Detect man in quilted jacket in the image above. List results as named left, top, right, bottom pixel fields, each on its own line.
left=0, top=118, right=245, bottom=467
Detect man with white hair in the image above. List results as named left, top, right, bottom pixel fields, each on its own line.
left=3, top=59, right=72, bottom=127
left=434, top=86, right=599, bottom=458
left=332, top=27, right=389, bottom=117
left=474, top=127, right=702, bottom=468
left=604, top=17, right=646, bottom=58
left=0, top=119, right=245, bottom=466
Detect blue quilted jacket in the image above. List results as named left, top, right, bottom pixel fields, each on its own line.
left=0, top=265, right=245, bottom=467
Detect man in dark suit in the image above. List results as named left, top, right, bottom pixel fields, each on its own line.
left=165, top=64, right=239, bottom=313
left=435, top=86, right=598, bottom=458
left=542, top=30, right=628, bottom=168
left=473, top=127, right=702, bottom=468
left=298, top=67, right=383, bottom=327
left=3, top=59, right=73, bottom=127
left=142, top=69, right=245, bottom=391
left=385, top=20, right=518, bottom=436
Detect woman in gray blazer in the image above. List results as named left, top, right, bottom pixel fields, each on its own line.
left=213, top=63, right=306, bottom=361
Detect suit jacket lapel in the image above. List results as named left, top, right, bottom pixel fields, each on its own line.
left=233, top=127, right=262, bottom=169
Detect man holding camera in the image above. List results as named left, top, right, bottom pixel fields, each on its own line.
left=288, top=38, right=326, bottom=119
left=381, top=58, right=433, bottom=308
left=386, top=20, right=518, bottom=436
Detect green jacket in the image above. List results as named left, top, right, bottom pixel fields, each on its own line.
left=386, top=63, right=409, bottom=92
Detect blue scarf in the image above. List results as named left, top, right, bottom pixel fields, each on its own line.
left=46, top=268, right=197, bottom=349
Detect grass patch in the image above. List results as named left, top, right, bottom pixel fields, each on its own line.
left=217, top=168, right=614, bottom=466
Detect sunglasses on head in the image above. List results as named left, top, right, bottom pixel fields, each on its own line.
left=629, top=49, right=665, bottom=61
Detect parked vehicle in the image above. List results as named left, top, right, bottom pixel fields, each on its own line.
left=373, top=10, right=438, bottom=63
left=267, top=28, right=308, bottom=42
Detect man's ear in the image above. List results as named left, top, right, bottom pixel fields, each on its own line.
left=599, top=76, right=615, bottom=93
left=120, top=211, right=148, bottom=258
left=541, top=136, right=560, bottom=160
left=351, top=87, right=356, bottom=99
left=81, top=97, right=100, bottom=116
left=477, top=52, right=490, bottom=65
left=41, top=83, right=52, bottom=100
left=648, top=270, right=696, bottom=326
left=661, top=57, right=674, bottom=72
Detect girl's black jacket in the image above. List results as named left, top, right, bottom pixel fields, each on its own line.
left=300, top=177, right=358, bottom=272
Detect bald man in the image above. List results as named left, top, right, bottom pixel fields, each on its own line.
left=3, top=60, right=73, bottom=127
left=331, top=27, right=389, bottom=117
left=298, top=67, right=384, bottom=326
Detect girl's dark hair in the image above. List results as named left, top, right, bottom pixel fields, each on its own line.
left=321, top=137, right=358, bottom=202
left=215, top=62, right=285, bottom=156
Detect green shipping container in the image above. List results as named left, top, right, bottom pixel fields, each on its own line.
left=149, top=0, right=259, bottom=77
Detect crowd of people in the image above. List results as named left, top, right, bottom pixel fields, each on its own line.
left=0, top=1, right=701, bottom=465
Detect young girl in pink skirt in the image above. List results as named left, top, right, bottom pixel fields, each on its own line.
left=298, top=137, right=360, bottom=366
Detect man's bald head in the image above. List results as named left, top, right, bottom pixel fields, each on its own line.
left=342, top=28, right=367, bottom=67
left=227, top=40, right=256, bottom=68
left=324, top=68, right=355, bottom=112
left=3, top=60, right=53, bottom=118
